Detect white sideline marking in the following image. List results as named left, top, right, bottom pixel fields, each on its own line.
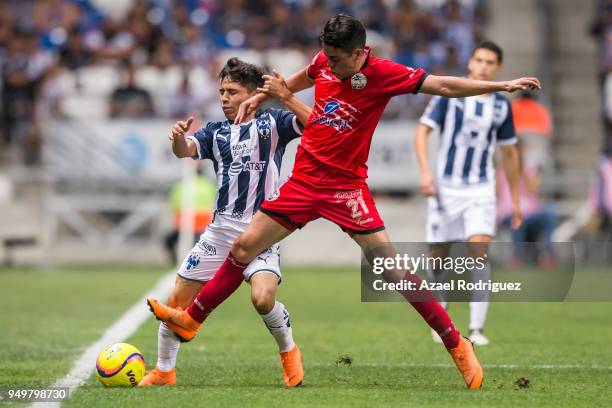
left=31, top=271, right=176, bottom=408
left=322, top=362, right=612, bottom=370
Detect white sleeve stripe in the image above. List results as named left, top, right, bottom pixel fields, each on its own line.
left=292, top=116, right=303, bottom=135
left=498, top=137, right=517, bottom=146
left=420, top=116, right=439, bottom=130
left=186, top=135, right=202, bottom=159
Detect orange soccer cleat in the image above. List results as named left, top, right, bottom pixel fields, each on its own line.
left=280, top=346, right=304, bottom=387
left=449, top=336, right=484, bottom=389
left=146, top=298, right=201, bottom=342
left=138, top=367, right=176, bottom=387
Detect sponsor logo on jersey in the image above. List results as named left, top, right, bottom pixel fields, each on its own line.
left=334, top=188, right=363, bottom=201
left=232, top=143, right=253, bottom=156
left=229, top=161, right=244, bottom=177
left=324, top=101, right=340, bottom=114
left=243, top=161, right=266, bottom=172
left=310, top=97, right=361, bottom=133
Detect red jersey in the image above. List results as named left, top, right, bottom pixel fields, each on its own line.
left=292, top=47, right=428, bottom=187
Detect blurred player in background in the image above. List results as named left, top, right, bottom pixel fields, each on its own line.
left=414, top=42, right=521, bottom=346
left=163, top=165, right=216, bottom=265
left=140, top=57, right=311, bottom=387
left=148, top=14, right=540, bottom=389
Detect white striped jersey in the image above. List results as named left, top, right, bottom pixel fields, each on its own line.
left=187, top=108, right=302, bottom=223
left=420, top=93, right=516, bottom=188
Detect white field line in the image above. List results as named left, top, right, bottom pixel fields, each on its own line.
left=317, top=362, right=612, bottom=370
left=30, top=270, right=176, bottom=408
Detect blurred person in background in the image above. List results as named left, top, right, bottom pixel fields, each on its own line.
left=1, top=28, right=51, bottom=164
left=583, top=126, right=612, bottom=242
left=414, top=42, right=522, bottom=346
left=590, top=0, right=612, bottom=87
left=60, top=27, right=95, bottom=70
left=511, top=91, right=553, bottom=171
left=497, top=144, right=559, bottom=269
left=164, top=164, right=216, bottom=265
left=109, top=62, right=155, bottom=118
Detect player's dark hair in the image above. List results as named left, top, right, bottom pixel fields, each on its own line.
left=473, top=41, right=504, bottom=64
left=318, top=14, right=366, bottom=54
left=218, top=57, right=265, bottom=90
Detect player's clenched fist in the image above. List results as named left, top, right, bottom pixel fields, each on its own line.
left=168, top=116, right=194, bottom=141
left=504, top=77, right=541, bottom=92
left=258, top=70, right=291, bottom=100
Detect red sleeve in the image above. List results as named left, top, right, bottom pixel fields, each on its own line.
left=379, top=60, right=428, bottom=97
left=307, top=51, right=326, bottom=80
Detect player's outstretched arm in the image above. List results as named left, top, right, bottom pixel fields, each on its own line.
left=258, top=70, right=312, bottom=126
left=169, top=116, right=197, bottom=158
left=413, top=123, right=436, bottom=197
left=235, top=67, right=314, bottom=123
left=420, top=75, right=541, bottom=98
left=500, top=144, right=523, bottom=229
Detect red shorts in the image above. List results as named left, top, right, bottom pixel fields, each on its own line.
left=260, top=176, right=385, bottom=235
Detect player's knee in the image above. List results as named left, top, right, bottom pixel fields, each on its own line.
left=231, top=235, right=256, bottom=262
left=251, top=287, right=275, bottom=314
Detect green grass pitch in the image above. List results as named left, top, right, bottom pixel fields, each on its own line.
left=1, top=265, right=611, bottom=407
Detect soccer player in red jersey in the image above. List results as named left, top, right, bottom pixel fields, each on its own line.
left=148, top=14, right=540, bottom=389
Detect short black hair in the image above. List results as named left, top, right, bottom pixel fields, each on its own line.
left=472, top=41, right=503, bottom=64
left=218, top=57, right=265, bottom=90
left=318, top=14, right=366, bottom=54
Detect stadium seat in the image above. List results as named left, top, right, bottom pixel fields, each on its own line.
left=76, top=65, right=121, bottom=97
left=216, top=49, right=265, bottom=67
left=266, top=49, right=309, bottom=77
left=135, top=66, right=163, bottom=94
left=62, top=94, right=109, bottom=119
left=57, top=70, right=79, bottom=96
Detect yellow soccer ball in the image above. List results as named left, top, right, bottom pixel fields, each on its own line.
left=96, top=343, right=145, bottom=387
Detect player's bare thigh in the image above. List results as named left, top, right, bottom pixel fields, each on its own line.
left=231, top=211, right=293, bottom=263
left=167, top=275, right=205, bottom=309
left=351, top=229, right=407, bottom=282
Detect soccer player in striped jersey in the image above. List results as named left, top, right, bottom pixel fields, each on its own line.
left=414, top=42, right=522, bottom=346
left=139, top=58, right=311, bottom=387
left=147, top=15, right=540, bottom=389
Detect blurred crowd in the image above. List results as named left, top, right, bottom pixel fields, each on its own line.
left=589, top=0, right=612, bottom=240
left=0, top=0, right=486, bottom=165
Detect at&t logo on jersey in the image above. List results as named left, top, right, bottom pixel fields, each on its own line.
left=243, top=161, right=266, bottom=172
left=229, top=160, right=266, bottom=177
left=310, top=97, right=360, bottom=133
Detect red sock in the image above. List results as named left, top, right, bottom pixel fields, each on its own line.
left=187, top=252, right=248, bottom=323
left=398, top=271, right=461, bottom=350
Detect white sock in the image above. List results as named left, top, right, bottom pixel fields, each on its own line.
left=469, top=302, right=489, bottom=331
left=261, top=301, right=295, bottom=353
left=156, top=322, right=180, bottom=371
left=469, top=263, right=491, bottom=331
